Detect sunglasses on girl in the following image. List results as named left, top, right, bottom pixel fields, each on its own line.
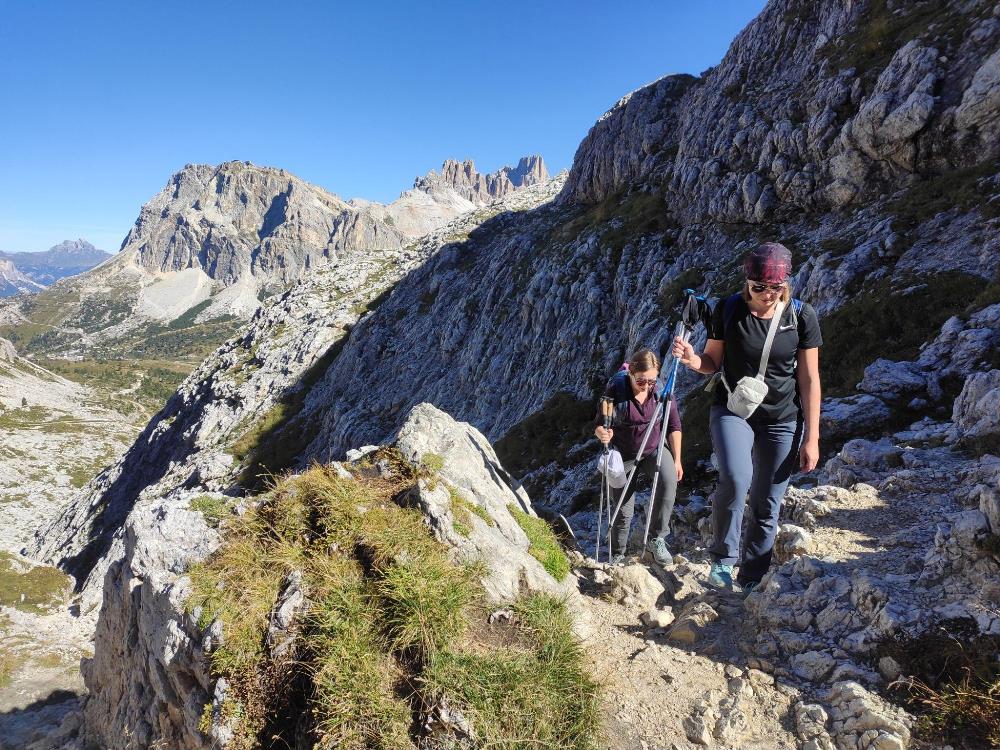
left=748, top=280, right=786, bottom=294
left=631, top=375, right=658, bottom=386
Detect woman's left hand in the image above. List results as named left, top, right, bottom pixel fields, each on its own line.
left=800, top=439, right=819, bottom=472
left=674, top=460, right=684, bottom=482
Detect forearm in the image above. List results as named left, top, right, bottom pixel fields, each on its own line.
left=801, top=376, right=821, bottom=443
left=668, top=431, right=682, bottom=460
left=688, top=352, right=720, bottom=376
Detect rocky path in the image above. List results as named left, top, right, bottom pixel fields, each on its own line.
left=563, top=416, right=990, bottom=750
left=578, top=558, right=801, bottom=750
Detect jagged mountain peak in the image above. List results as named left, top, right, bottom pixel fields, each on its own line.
left=46, top=239, right=102, bottom=256
left=414, top=154, right=549, bottom=205
left=124, top=161, right=372, bottom=290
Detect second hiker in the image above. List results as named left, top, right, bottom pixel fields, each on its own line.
left=594, top=348, right=683, bottom=566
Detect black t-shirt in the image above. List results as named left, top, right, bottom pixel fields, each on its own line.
left=706, top=295, right=822, bottom=423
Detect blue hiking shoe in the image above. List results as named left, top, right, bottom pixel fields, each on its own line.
left=610, top=553, right=626, bottom=567
left=647, top=537, right=673, bottom=566
left=740, top=580, right=759, bottom=596
left=707, top=562, right=734, bottom=589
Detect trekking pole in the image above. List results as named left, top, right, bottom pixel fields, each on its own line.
left=595, top=396, right=614, bottom=562
left=641, top=290, right=706, bottom=547
left=641, top=322, right=689, bottom=549
left=606, top=290, right=709, bottom=560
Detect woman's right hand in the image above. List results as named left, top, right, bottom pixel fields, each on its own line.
left=595, top=426, right=613, bottom=445
left=672, top=336, right=697, bottom=368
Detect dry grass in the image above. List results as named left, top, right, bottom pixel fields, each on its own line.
left=187, top=456, right=598, bottom=748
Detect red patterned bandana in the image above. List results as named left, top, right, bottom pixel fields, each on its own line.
left=744, top=242, right=792, bottom=284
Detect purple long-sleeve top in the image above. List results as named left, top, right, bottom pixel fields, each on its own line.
left=596, top=389, right=682, bottom=462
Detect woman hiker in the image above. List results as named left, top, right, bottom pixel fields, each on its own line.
left=594, top=348, right=683, bottom=567
left=672, top=242, right=822, bottom=593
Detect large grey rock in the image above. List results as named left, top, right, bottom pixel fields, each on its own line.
left=950, top=369, right=1000, bottom=455
left=667, top=600, right=719, bottom=645
left=820, top=395, right=892, bottom=439
left=392, top=402, right=579, bottom=603
left=846, top=40, right=938, bottom=170
left=825, top=681, right=911, bottom=750
left=956, top=47, right=1000, bottom=134
left=609, top=562, right=666, bottom=610
left=794, top=702, right=835, bottom=750
left=858, top=359, right=926, bottom=400
left=78, top=500, right=220, bottom=750
left=775, top=525, right=816, bottom=564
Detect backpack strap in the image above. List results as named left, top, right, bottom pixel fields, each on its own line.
left=722, top=293, right=741, bottom=338
left=788, top=298, right=802, bottom=329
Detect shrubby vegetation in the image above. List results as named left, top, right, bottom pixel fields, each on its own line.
left=186, top=456, right=599, bottom=749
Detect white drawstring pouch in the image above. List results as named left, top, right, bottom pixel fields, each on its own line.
left=721, top=301, right=785, bottom=420
left=723, top=373, right=770, bottom=419
left=597, top=448, right=628, bottom=489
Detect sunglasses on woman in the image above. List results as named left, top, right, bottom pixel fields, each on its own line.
left=631, top=375, right=658, bottom=386
left=748, top=280, right=785, bottom=294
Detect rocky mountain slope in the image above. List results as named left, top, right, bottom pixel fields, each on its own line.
left=0, top=240, right=112, bottom=289
left=0, top=260, right=44, bottom=297
left=11, top=0, right=1000, bottom=747
left=0, top=158, right=546, bottom=361
left=32, top=178, right=565, bottom=611
left=0, top=338, right=135, bottom=552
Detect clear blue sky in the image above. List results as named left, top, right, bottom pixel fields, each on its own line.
left=0, top=1, right=766, bottom=254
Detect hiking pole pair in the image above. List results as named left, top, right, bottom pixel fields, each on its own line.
left=605, top=290, right=706, bottom=562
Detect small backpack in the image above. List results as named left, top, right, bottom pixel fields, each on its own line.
left=603, top=362, right=659, bottom=426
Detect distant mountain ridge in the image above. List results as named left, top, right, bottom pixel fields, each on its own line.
left=350, top=155, right=549, bottom=238
left=0, top=156, right=548, bottom=357
left=0, top=239, right=111, bottom=294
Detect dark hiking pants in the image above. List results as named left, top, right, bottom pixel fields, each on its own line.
left=709, top=405, right=803, bottom=584
left=610, top=450, right=678, bottom=556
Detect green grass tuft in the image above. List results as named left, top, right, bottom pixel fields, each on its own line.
left=448, top=484, right=494, bottom=536
left=424, top=593, right=601, bottom=750
left=186, top=458, right=598, bottom=748
left=0, top=552, right=72, bottom=615
left=421, top=452, right=445, bottom=473
left=189, top=495, right=233, bottom=529
left=508, top=506, right=571, bottom=581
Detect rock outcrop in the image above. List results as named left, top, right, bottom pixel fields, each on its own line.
left=71, top=402, right=582, bottom=750
left=0, top=257, right=45, bottom=297
left=415, top=156, right=548, bottom=206
left=357, top=156, right=550, bottom=238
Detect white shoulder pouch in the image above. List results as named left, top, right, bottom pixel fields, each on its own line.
left=721, top=301, right=785, bottom=419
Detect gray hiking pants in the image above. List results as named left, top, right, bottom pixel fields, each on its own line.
left=709, top=405, right=803, bottom=584
left=610, top=450, right=678, bottom=556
